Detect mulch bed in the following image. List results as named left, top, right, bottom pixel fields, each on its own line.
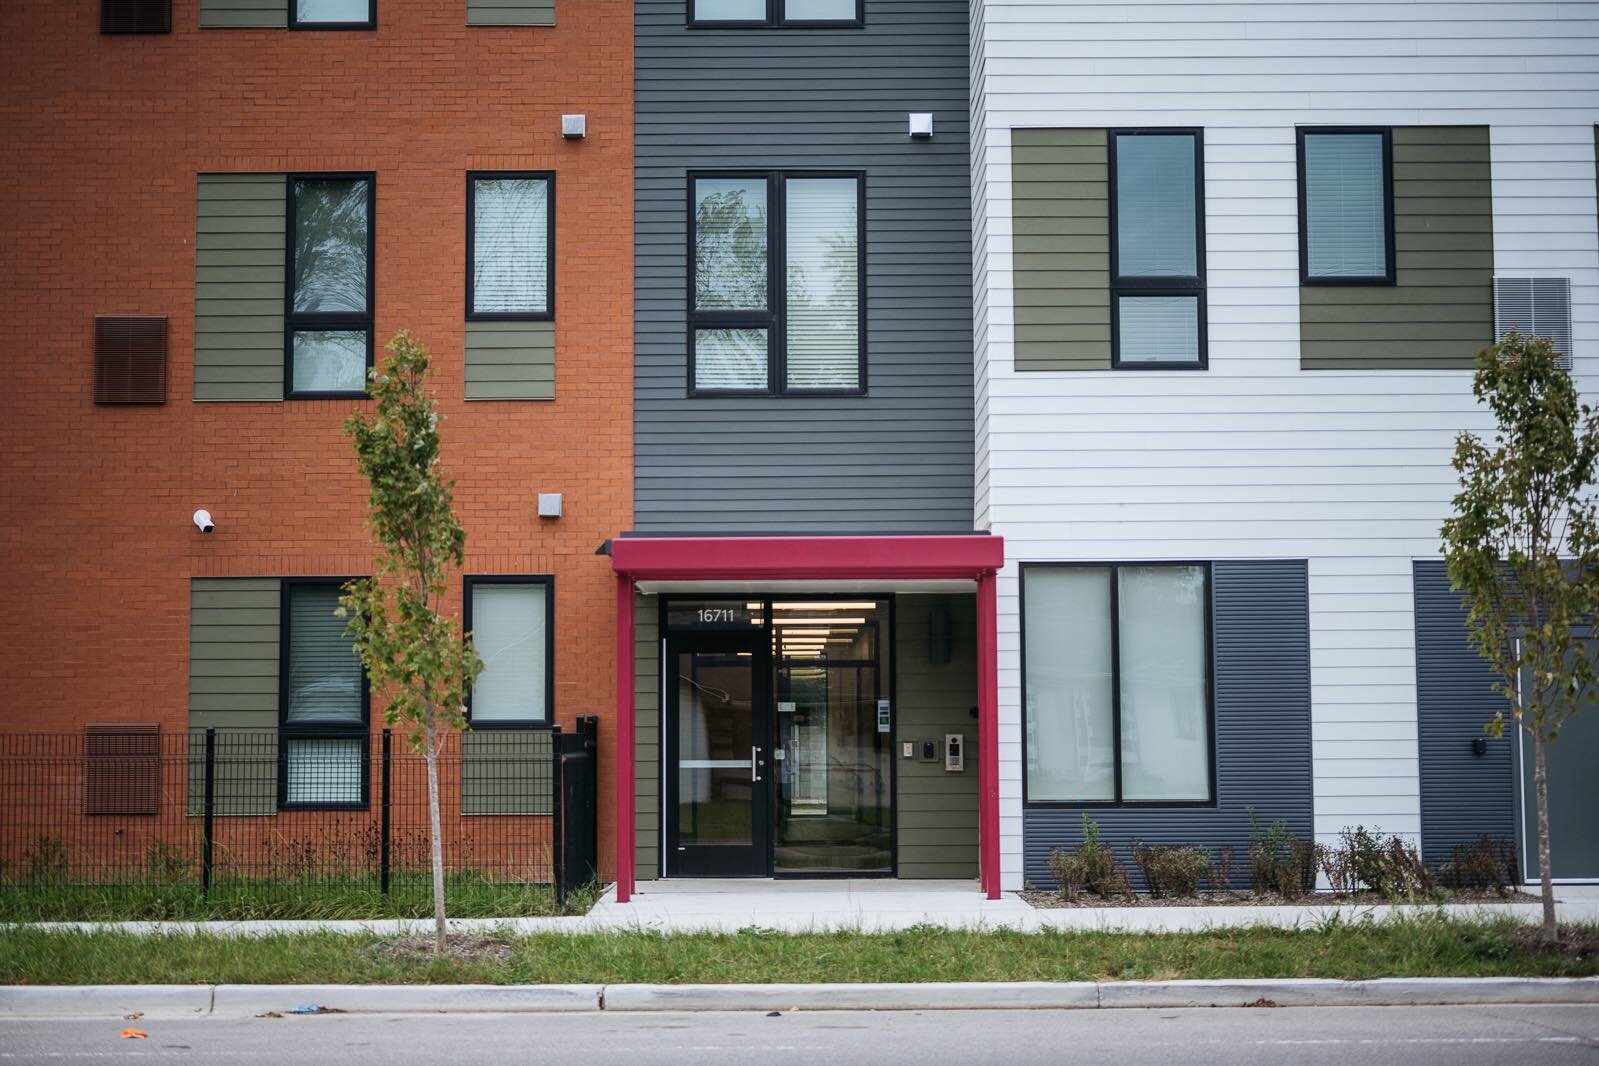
left=1510, top=925, right=1599, bottom=960
left=1020, top=889, right=1539, bottom=909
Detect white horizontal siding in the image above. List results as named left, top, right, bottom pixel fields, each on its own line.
left=974, top=0, right=1599, bottom=888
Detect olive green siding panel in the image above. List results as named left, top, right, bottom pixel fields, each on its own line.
left=199, top=0, right=288, bottom=28
left=464, top=321, right=556, bottom=401
left=461, top=731, right=554, bottom=815
left=467, top=0, right=554, bottom=26
left=1300, top=126, right=1494, bottom=370
left=195, top=174, right=285, bottom=401
left=894, top=595, right=979, bottom=879
left=1010, top=129, right=1111, bottom=372
left=188, top=578, right=281, bottom=816
left=634, top=594, right=661, bottom=881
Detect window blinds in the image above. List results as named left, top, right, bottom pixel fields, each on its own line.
left=1303, top=132, right=1387, bottom=279
left=471, top=584, right=549, bottom=724
left=472, top=177, right=550, bottom=315
left=784, top=177, right=859, bottom=390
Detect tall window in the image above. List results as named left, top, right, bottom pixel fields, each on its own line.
left=1023, top=564, right=1212, bottom=805
left=291, top=0, right=374, bottom=28
left=690, top=0, right=862, bottom=27
left=466, top=577, right=553, bottom=727
left=467, top=173, right=554, bottom=320
left=1110, top=130, right=1206, bottom=368
left=689, top=172, right=864, bottom=394
left=286, top=174, right=374, bottom=397
left=1298, top=129, right=1393, bottom=284
left=281, top=581, right=367, bottom=808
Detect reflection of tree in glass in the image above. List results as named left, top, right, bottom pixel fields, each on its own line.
left=695, top=185, right=767, bottom=310
left=786, top=230, right=858, bottom=388
left=473, top=179, right=547, bottom=314
left=294, top=180, right=369, bottom=313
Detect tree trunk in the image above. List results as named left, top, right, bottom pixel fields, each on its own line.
left=425, top=718, right=447, bottom=955
left=1532, top=728, right=1558, bottom=943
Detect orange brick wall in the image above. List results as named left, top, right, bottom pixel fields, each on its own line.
left=0, top=2, right=633, bottom=877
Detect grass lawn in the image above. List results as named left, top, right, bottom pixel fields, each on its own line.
left=0, top=875, right=597, bottom=922
left=1, top=916, right=1594, bottom=985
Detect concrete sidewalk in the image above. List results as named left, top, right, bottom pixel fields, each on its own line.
left=3, top=977, right=1597, bottom=1018
left=17, top=880, right=1599, bottom=937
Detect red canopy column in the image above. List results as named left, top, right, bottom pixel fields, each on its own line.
left=615, top=574, right=635, bottom=903
left=977, top=568, right=1001, bottom=900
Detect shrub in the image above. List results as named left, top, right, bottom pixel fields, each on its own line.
left=1442, top=835, right=1519, bottom=896
left=1131, top=842, right=1211, bottom=898
left=1325, top=826, right=1435, bottom=902
left=1048, top=814, right=1130, bottom=901
left=1247, top=808, right=1320, bottom=899
left=1208, top=845, right=1239, bottom=894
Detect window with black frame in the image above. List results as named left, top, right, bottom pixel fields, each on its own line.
left=467, top=173, right=554, bottom=322
left=689, top=172, right=864, bottom=394
left=690, top=0, right=861, bottom=28
left=280, top=581, right=368, bottom=808
left=465, top=577, right=553, bottom=727
left=1297, top=128, right=1394, bottom=285
left=290, top=0, right=375, bottom=28
left=1022, top=564, right=1213, bottom=806
left=286, top=175, right=374, bottom=397
left=1110, top=130, right=1206, bottom=368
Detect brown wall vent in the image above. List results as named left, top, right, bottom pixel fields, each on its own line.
left=94, top=315, right=168, bottom=404
left=85, top=723, right=161, bottom=816
left=101, top=0, right=171, bottom=33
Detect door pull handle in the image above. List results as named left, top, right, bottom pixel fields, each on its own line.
left=752, top=746, right=763, bottom=782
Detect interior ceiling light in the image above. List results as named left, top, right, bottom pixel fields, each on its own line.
left=771, top=602, right=880, bottom=611
left=778, top=629, right=831, bottom=637
left=768, top=617, right=866, bottom=626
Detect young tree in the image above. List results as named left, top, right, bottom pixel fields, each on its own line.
left=1441, top=332, right=1599, bottom=942
left=340, top=331, right=483, bottom=954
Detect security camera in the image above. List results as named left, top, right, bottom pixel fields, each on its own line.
left=193, top=509, right=215, bottom=534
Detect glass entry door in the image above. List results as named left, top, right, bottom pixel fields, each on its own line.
left=666, top=631, right=771, bottom=876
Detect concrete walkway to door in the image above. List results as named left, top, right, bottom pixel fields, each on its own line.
left=587, top=879, right=1030, bottom=933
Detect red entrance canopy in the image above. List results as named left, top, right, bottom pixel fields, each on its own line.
left=609, top=533, right=1004, bottom=903
left=610, top=533, right=1004, bottom=582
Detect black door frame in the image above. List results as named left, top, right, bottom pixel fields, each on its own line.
left=664, top=628, right=773, bottom=877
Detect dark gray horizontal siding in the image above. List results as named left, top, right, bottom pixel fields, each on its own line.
left=635, top=0, right=974, bottom=533
left=1412, top=560, right=1516, bottom=866
left=1023, top=560, right=1313, bottom=891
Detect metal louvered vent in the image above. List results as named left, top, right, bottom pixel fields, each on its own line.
left=1494, top=277, right=1573, bottom=369
left=94, top=315, right=168, bottom=404
left=84, top=723, right=161, bottom=816
left=101, top=0, right=171, bottom=33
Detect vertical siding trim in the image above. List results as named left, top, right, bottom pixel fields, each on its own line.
left=195, top=174, right=285, bottom=402
left=198, top=0, right=288, bottom=28
left=464, top=321, right=556, bottom=400
left=467, top=0, right=555, bottom=26
left=1010, top=129, right=1111, bottom=372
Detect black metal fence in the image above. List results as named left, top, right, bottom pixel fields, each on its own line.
left=0, top=719, right=599, bottom=917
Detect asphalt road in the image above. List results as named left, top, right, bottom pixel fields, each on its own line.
left=3, top=1005, right=1598, bottom=1065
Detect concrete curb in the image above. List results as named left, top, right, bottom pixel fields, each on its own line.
left=0, top=985, right=213, bottom=1019
left=3, top=978, right=1596, bottom=1017
left=601, top=981, right=1101, bottom=1012
left=210, top=984, right=603, bottom=1015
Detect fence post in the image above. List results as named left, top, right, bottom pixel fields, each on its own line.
left=201, top=728, right=216, bottom=896
left=551, top=723, right=565, bottom=909
left=380, top=729, right=392, bottom=895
